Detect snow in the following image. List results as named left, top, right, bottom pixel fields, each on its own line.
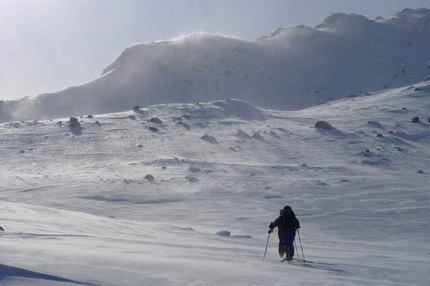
left=1, top=7, right=430, bottom=286
left=1, top=8, right=430, bottom=123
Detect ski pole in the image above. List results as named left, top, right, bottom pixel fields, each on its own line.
left=263, top=232, right=271, bottom=261
left=297, top=229, right=306, bottom=262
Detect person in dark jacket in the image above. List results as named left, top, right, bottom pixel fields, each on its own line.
left=268, top=205, right=300, bottom=261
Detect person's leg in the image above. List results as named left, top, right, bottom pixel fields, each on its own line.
left=278, top=230, right=284, bottom=258
left=281, top=232, right=289, bottom=260
left=282, top=232, right=296, bottom=261
left=290, top=233, right=297, bottom=260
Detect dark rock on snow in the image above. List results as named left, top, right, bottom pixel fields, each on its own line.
left=145, top=174, right=155, bottom=181
left=69, top=117, right=78, bottom=123
left=315, top=121, right=333, bottom=129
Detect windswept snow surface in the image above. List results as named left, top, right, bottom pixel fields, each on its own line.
left=1, top=8, right=430, bottom=122
left=1, top=81, right=430, bottom=285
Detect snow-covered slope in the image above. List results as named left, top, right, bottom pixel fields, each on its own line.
left=1, top=80, right=429, bottom=285
left=1, top=8, right=430, bottom=123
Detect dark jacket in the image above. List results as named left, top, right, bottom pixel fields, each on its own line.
left=270, top=212, right=300, bottom=233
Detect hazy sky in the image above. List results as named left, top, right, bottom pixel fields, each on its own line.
left=1, top=0, right=429, bottom=100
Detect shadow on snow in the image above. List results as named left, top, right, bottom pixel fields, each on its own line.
left=0, top=263, right=84, bottom=285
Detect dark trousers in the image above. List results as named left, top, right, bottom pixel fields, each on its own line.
left=277, top=231, right=284, bottom=257
left=279, top=231, right=296, bottom=256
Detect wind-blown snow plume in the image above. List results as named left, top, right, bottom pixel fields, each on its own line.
left=1, top=8, right=430, bottom=125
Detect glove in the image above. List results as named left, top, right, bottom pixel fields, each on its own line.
left=268, top=228, right=273, bottom=234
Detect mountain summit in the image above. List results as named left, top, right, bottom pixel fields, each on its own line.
left=1, top=8, right=429, bottom=123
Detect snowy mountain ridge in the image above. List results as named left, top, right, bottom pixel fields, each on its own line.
left=1, top=8, right=429, bottom=123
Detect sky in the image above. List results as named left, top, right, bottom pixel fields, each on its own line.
left=0, top=0, right=429, bottom=101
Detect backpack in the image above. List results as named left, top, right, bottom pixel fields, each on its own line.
left=282, top=206, right=297, bottom=232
